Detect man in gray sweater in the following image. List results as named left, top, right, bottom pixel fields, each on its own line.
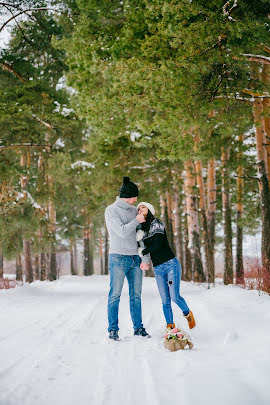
left=105, top=177, right=151, bottom=341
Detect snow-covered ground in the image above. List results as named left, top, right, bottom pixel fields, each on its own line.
left=0, top=275, right=269, bottom=405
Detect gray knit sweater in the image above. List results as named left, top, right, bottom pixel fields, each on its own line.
left=105, top=197, right=140, bottom=255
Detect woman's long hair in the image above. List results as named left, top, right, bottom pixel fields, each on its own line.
left=141, top=210, right=155, bottom=233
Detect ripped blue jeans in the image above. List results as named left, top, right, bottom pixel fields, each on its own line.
left=154, top=257, right=189, bottom=325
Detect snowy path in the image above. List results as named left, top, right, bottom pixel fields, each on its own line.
left=0, top=275, right=270, bottom=405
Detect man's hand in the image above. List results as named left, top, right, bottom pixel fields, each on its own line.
left=140, top=262, right=150, bottom=271
left=136, top=213, right=146, bottom=223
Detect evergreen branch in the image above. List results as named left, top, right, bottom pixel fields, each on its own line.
left=0, top=63, right=54, bottom=130
left=0, top=7, right=56, bottom=33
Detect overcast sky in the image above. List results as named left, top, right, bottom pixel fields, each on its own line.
left=0, top=13, right=12, bottom=49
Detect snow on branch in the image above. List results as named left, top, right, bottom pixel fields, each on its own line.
left=242, top=54, right=270, bottom=65
left=71, top=161, right=95, bottom=170
left=222, top=0, right=238, bottom=21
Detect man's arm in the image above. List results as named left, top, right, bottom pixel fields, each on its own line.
left=105, top=207, right=140, bottom=239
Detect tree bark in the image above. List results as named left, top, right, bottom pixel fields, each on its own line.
left=21, top=151, right=33, bottom=283
left=183, top=214, right=192, bottom=281
left=253, top=97, right=270, bottom=271
left=262, top=65, right=270, bottom=185
left=195, top=159, right=215, bottom=286
left=207, top=158, right=216, bottom=272
left=184, top=161, right=205, bottom=282
left=16, top=254, right=23, bottom=281
left=0, top=246, right=3, bottom=278
left=40, top=252, right=46, bottom=281
left=221, top=148, right=234, bottom=284
left=83, top=217, right=92, bottom=276
left=99, top=230, right=104, bottom=275
left=47, top=167, right=57, bottom=281
left=236, top=135, right=244, bottom=284
left=49, top=250, right=57, bottom=281
left=24, top=240, right=33, bottom=283
left=172, top=185, right=184, bottom=265
left=70, top=239, right=76, bottom=275
left=165, top=190, right=174, bottom=249
left=35, top=255, right=40, bottom=280
left=104, top=225, right=109, bottom=275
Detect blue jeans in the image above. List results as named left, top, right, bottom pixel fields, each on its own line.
left=154, top=257, right=190, bottom=325
left=108, top=254, right=143, bottom=332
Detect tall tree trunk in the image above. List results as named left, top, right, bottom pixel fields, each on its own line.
left=221, top=148, right=234, bottom=284
left=236, top=135, right=244, bottom=284
left=165, top=190, right=174, bottom=249
left=21, top=151, right=33, bottom=283
left=0, top=246, right=3, bottom=278
left=172, top=185, right=184, bottom=264
left=49, top=251, right=57, bottom=281
left=184, top=161, right=205, bottom=282
left=99, top=230, right=104, bottom=275
left=70, top=239, right=76, bottom=275
left=16, top=254, right=23, bottom=281
left=160, top=193, right=168, bottom=230
left=104, top=225, right=109, bottom=275
left=24, top=240, right=33, bottom=283
left=83, top=218, right=91, bottom=276
left=89, top=226, right=94, bottom=275
left=37, top=154, right=46, bottom=281
left=74, top=239, right=78, bottom=275
left=40, top=252, right=46, bottom=281
left=35, top=255, right=40, bottom=280
left=195, top=159, right=215, bottom=286
left=207, top=158, right=216, bottom=276
left=253, top=97, right=270, bottom=272
left=47, top=170, right=57, bottom=281
left=262, top=65, right=270, bottom=186
left=183, top=214, right=192, bottom=281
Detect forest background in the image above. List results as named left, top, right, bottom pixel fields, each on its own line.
left=0, top=0, right=270, bottom=291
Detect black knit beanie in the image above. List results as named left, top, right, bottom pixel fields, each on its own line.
left=119, top=177, right=139, bottom=198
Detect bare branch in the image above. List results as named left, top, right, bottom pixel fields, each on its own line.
left=0, top=144, right=52, bottom=151
left=262, top=45, right=270, bottom=54
left=0, top=62, right=26, bottom=82
left=31, top=115, right=54, bottom=130
left=243, top=54, right=270, bottom=65
left=0, top=7, right=56, bottom=33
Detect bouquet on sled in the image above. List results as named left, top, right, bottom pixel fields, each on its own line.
left=164, top=327, right=193, bottom=351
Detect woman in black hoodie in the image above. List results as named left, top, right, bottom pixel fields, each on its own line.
left=136, top=202, right=196, bottom=330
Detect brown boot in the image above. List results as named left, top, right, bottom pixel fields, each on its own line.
left=185, top=311, right=196, bottom=329
left=166, top=323, right=175, bottom=329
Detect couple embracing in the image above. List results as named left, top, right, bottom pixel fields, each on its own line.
left=105, top=177, right=195, bottom=341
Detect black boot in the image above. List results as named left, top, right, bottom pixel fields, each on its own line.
left=109, top=330, right=120, bottom=341
left=134, top=327, right=151, bottom=338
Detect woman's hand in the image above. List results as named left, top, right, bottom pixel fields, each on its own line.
left=140, top=262, right=150, bottom=271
